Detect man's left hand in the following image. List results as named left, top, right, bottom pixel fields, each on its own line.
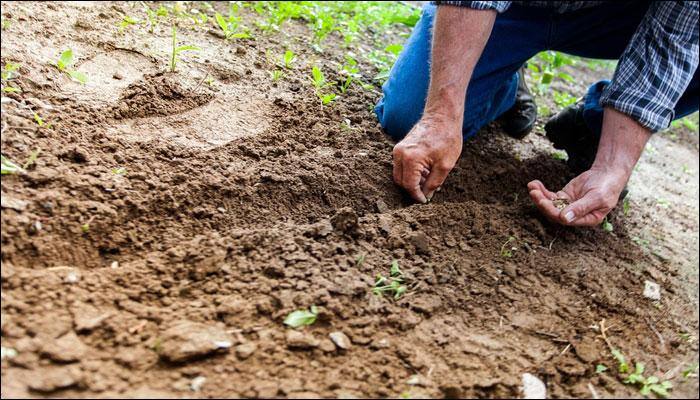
left=527, top=166, right=628, bottom=226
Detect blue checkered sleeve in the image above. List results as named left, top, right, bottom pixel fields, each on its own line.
left=599, top=1, right=699, bottom=132
left=433, top=1, right=511, bottom=13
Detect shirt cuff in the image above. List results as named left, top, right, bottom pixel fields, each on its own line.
left=599, top=84, right=674, bottom=133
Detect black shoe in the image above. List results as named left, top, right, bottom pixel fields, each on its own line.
left=497, top=66, right=538, bottom=139
left=544, top=101, right=629, bottom=201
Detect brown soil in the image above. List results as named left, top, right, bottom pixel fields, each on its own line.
left=2, top=2, right=698, bottom=399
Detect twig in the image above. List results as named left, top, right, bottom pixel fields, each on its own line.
left=587, top=383, right=600, bottom=399
left=560, top=343, right=571, bottom=356
left=644, top=317, right=666, bottom=352
left=599, top=319, right=615, bottom=352
left=548, top=237, right=557, bottom=250
left=192, top=72, right=209, bottom=93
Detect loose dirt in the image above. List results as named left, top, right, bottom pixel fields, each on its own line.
left=1, top=2, right=698, bottom=398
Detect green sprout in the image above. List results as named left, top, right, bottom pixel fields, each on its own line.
left=595, top=364, right=608, bottom=374
left=23, top=149, right=40, bottom=170
left=601, top=217, right=613, bottom=233
left=682, top=363, right=698, bottom=380
left=610, top=349, right=673, bottom=398
left=500, top=236, right=516, bottom=258
left=373, top=260, right=408, bottom=300
left=552, top=150, right=568, bottom=161
left=1, top=155, right=24, bottom=175
left=170, top=26, right=199, bottom=73
left=270, top=69, right=283, bottom=82
left=214, top=5, right=251, bottom=40
left=118, top=15, right=139, bottom=33
left=310, top=65, right=336, bottom=106
left=283, top=305, right=318, bottom=328
left=283, top=49, right=296, bottom=69
left=1, top=62, right=21, bottom=92
left=622, top=197, right=631, bottom=216
left=55, top=49, right=87, bottom=84
left=338, top=55, right=360, bottom=93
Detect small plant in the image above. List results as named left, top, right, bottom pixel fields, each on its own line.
left=214, top=5, right=251, bottom=40
left=601, top=217, right=613, bottom=233
left=310, top=65, right=336, bottom=106
left=23, top=149, right=40, bottom=170
left=118, top=15, right=139, bottom=33
left=112, top=167, right=127, bottom=175
left=682, top=362, right=698, bottom=379
left=595, top=364, right=608, bottom=374
left=553, top=90, right=577, bottom=108
left=269, top=69, right=283, bottom=82
left=500, top=236, right=516, bottom=258
left=1, top=155, right=24, bottom=175
left=170, top=26, right=199, bottom=73
left=624, top=362, right=673, bottom=398
left=338, top=55, right=360, bottom=93
left=55, top=49, right=87, bottom=84
left=373, top=260, right=408, bottom=300
left=144, top=5, right=168, bottom=33
left=611, top=348, right=629, bottom=373
left=1, top=62, right=20, bottom=93
left=622, top=197, right=631, bottom=216
left=283, top=306, right=318, bottom=328
left=552, top=150, right=567, bottom=161
left=282, top=49, right=296, bottom=69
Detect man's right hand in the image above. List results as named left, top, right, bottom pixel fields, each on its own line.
left=392, top=117, right=463, bottom=203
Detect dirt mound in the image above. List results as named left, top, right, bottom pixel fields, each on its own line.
left=113, top=73, right=214, bottom=119
left=1, top=2, right=698, bottom=399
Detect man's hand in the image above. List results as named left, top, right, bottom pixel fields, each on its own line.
left=528, top=166, right=628, bottom=226
left=529, top=107, right=651, bottom=226
left=393, top=117, right=463, bottom=203
left=391, top=6, right=496, bottom=203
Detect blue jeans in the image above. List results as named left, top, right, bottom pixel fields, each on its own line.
left=375, top=2, right=699, bottom=141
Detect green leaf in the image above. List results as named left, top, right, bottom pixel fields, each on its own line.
left=320, top=93, right=336, bottom=105
left=215, top=12, right=229, bottom=34
left=1, top=154, right=24, bottom=175
left=283, top=50, right=295, bottom=68
left=390, top=260, right=402, bottom=277
left=384, top=44, right=403, bottom=56
left=58, top=49, right=73, bottom=71
left=635, top=362, right=645, bottom=375
left=611, top=349, right=628, bottom=373
left=595, top=364, right=608, bottom=374
left=175, top=45, right=200, bottom=53
left=602, top=219, right=613, bottom=233
left=68, top=70, right=87, bottom=84
left=283, top=307, right=317, bottom=328
left=540, top=71, right=553, bottom=85
left=311, top=65, right=324, bottom=87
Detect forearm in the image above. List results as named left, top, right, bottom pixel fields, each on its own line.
left=425, top=6, right=496, bottom=124
left=592, top=107, right=652, bottom=177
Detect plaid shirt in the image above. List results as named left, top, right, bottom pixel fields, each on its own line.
left=435, top=1, right=700, bottom=132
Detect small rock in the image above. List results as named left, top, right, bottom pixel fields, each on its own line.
left=329, top=331, right=351, bottom=350
left=235, top=342, right=257, bottom=360
left=190, top=376, right=206, bottom=392
left=319, top=339, right=336, bottom=353
left=112, top=72, right=123, bottom=80
left=375, top=200, right=389, bottom=213
left=643, top=280, right=661, bottom=301
left=521, top=373, right=546, bottom=399
left=157, top=320, right=233, bottom=362
left=65, top=270, right=80, bottom=283
left=285, top=330, right=319, bottom=349
left=41, top=332, right=88, bottom=363
left=306, top=220, right=333, bottom=238
left=409, top=231, right=430, bottom=254
left=331, top=207, right=358, bottom=233
left=110, top=261, right=119, bottom=269
left=1, top=195, right=28, bottom=211
left=1, top=346, right=17, bottom=360
left=27, top=366, right=81, bottom=392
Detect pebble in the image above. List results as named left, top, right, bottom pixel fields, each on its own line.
left=329, top=331, right=351, bottom=350
left=375, top=200, right=389, bottom=213
left=285, top=330, right=319, bottom=349
left=409, top=231, right=430, bottom=254
left=157, top=320, right=233, bottom=362
left=235, top=342, right=257, bottom=360
left=643, top=280, right=661, bottom=301
left=41, top=332, right=87, bottom=363
left=190, top=376, right=206, bottom=392
left=319, top=339, right=336, bottom=353
left=112, top=72, right=123, bottom=80
left=521, top=373, right=547, bottom=399
left=1, top=195, right=28, bottom=211
left=28, top=366, right=82, bottom=392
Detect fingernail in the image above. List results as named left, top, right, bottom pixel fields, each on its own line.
left=565, top=211, right=575, bottom=222
left=426, top=191, right=434, bottom=202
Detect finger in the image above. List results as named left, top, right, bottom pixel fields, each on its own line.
left=422, top=163, right=451, bottom=201
left=560, top=191, right=606, bottom=225
left=401, top=161, right=427, bottom=204
left=529, top=189, right=561, bottom=222
left=527, top=180, right=557, bottom=200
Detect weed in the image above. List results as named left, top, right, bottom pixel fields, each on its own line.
left=54, top=49, right=87, bottom=84
left=269, top=69, right=283, bottom=82
left=22, top=149, right=40, bottom=170
left=355, top=254, right=365, bottom=267
left=320, top=93, right=336, bottom=105
left=552, top=150, right=567, bottom=161
left=1, top=155, right=24, bottom=175
left=170, top=26, right=199, bottom=73
left=601, top=217, right=613, bottom=233
left=1, top=62, right=21, bottom=93
left=609, top=349, right=673, bottom=398
left=622, top=197, right=631, bottom=216
left=310, top=65, right=336, bottom=106
left=338, top=55, right=360, bottom=93
left=682, top=362, right=698, bottom=379
left=282, top=49, right=296, bottom=69
left=119, top=15, right=139, bottom=33
left=215, top=3, right=251, bottom=40
left=144, top=4, right=168, bottom=33
left=373, top=260, right=408, bottom=300
left=283, top=305, right=318, bottom=328
left=500, top=236, right=516, bottom=258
